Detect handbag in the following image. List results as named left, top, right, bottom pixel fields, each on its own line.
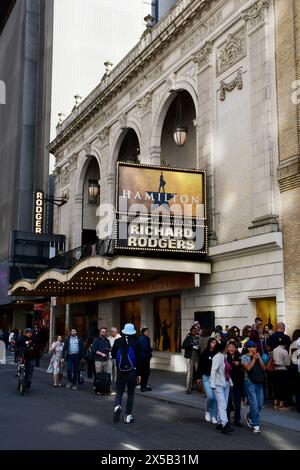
left=84, top=345, right=94, bottom=361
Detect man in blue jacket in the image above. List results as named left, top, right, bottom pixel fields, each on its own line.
left=61, top=328, right=84, bottom=390
left=139, top=327, right=153, bottom=391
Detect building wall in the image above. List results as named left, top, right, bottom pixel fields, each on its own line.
left=274, top=0, right=300, bottom=334
left=181, top=242, right=285, bottom=338
left=50, top=0, right=287, bottom=342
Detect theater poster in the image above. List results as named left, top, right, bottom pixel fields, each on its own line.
left=115, top=162, right=207, bottom=255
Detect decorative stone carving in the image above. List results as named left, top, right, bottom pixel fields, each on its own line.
left=61, top=164, right=70, bottom=186
left=192, top=40, right=214, bottom=69
left=219, top=69, right=243, bottom=101
left=242, top=0, right=269, bottom=28
left=98, top=127, right=110, bottom=146
left=166, top=72, right=177, bottom=92
left=216, top=27, right=247, bottom=76
left=69, top=153, right=78, bottom=169
left=118, top=114, right=127, bottom=130
left=137, top=91, right=153, bottom=110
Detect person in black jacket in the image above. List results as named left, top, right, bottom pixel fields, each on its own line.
left=226, top=340, right=244, bottom=426
left=182, top=325, right=201, bottom=394
left=61, top=328, right=84, bottom=390
left=92, top=327, right=111, bottom=375
left=138, top=327, right=153, bottom=392
left=17, top=328, right=40, bottom=390
left=112, top=323, right=141, bottom=424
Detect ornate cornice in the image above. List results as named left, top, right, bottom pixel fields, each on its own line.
left=219, top=69, right=243, bottom=101
left=192, top=40, right=214, bottom=69
left=242, top=0, right=269, bottom=27
left=216, top=27, right=246, bottom=76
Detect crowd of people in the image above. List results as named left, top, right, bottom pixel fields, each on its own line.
left=182, top=318, right=300, bottom=435
left=6, top=322, right=153, bottom=425
left=2, top=317, right=300, bottom=431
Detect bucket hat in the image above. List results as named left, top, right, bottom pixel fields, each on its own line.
left=122, top=323, right=136, bottom=335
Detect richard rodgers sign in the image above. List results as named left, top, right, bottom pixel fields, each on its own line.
left=115, top=162, right=207, bottom=255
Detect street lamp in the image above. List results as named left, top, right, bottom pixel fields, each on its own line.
left=174, top=127, right=188, bottom=147
left=88, top=180, right=100, bottom=204
left=173, top=94, right=188, bottom=147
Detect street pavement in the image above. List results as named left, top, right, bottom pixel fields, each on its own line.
left=0, top=358, right=300, bottom=450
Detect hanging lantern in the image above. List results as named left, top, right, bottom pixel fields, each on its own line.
left=174, top=127, right=188, bottom=146
left=88, top=180, right=100, bottom=199
left=173, top=93, right=188, bottom=146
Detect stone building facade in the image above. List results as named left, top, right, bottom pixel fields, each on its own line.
left=11, top=0, right=299, bottom=369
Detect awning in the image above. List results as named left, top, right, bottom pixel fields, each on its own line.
left=8, top=255, right=211, bottom=303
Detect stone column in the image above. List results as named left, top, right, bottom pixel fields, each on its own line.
left=65, top=304, right=70, bottom=335
left=192, top=41, right=217, bottom=245
left=68, top=153, right=79, bottom=248
left=243, top=0, right=278, bottom=234
left=74, top=194, right=83, bottom=247
left=137, top=92, right=153, bottom=164
left=49, top=298, right=56, bottom=347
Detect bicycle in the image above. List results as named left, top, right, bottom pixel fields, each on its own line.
left=17, top=351, right=26, bottom=396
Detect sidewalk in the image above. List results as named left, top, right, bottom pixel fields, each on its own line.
left=8, top=352, right=300, bottom=433
left=138, top=369, right=300, bottom=433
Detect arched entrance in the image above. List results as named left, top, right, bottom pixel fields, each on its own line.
left=160, top=90, right=196, bottom=168
left=118, top=128, right=140, bottom=163
left=81, top=156, right=100, bottom=245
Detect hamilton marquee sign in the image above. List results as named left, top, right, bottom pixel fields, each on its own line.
left=115, top=162, right=207, bottom=255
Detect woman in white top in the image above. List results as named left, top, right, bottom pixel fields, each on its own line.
left=47, top=336, right=64, bottom=387
left=210, top=340, right=233, bottom=434
left=272, top=336, right=291, bottom=411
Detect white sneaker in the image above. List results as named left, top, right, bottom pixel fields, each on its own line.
left=205, top=411, right=211, bottom=422
left=211, top=417, right=218, bottom=424
left=253, top=426, right=260, bottom=434
left=124, top=414, right=134, bottom=424
left=113, top=405, right=122, bottom=423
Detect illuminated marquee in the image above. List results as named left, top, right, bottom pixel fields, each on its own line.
left=34, top=191, right=44, bottom=234
left=115, top=162, right=207, bottom=255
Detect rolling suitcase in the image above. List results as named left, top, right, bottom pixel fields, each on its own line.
left=94, top=371, right=111, bottom=394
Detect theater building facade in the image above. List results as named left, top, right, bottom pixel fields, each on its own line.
left=10, top=0, right=291, bottom=370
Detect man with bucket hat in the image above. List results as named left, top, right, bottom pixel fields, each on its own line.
left=111, top=323, right=141, bottom=424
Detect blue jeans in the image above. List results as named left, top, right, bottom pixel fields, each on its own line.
left=202, top=375, right=217, bottom=418
left=67, top=354, right=80, bottom=385
left=244, top=380, right=264, bottom=427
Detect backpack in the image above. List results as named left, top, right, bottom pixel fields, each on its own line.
left=248, top=361, right=265, bottom=384
left=116, top=345, right=136, bottom=372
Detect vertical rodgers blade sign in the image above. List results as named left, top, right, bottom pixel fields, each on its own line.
left=115, top=163, right=207, bottom=255
left=34, top=190, right=44, bottom=234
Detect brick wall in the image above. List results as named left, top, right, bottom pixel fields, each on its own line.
left=275, top=0, right=300, bottom=332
